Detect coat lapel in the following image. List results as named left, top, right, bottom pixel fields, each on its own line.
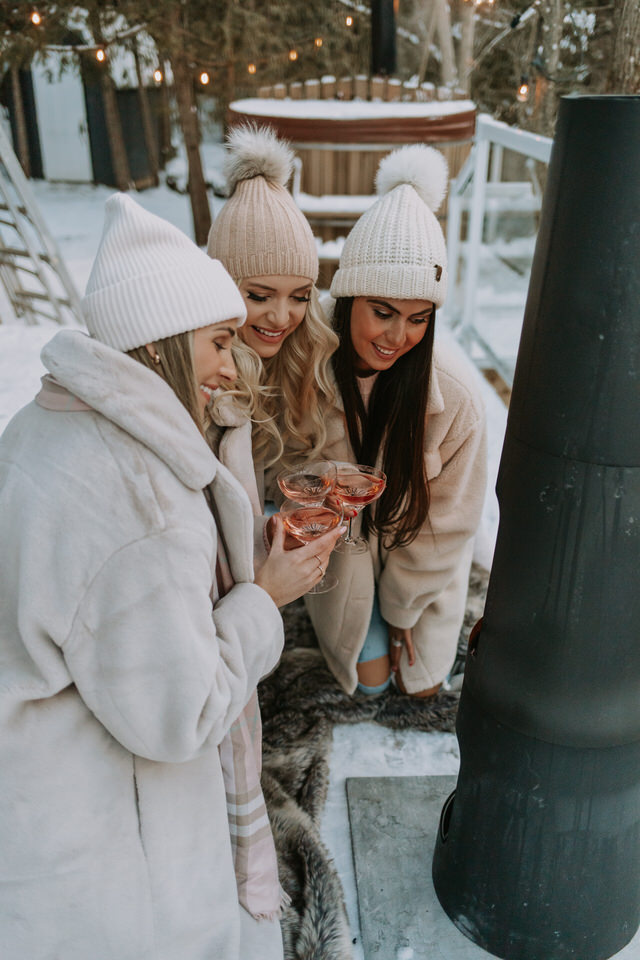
left=209, top=461, right=255, bottom=583
left=218, top=421, right=262, bottom=517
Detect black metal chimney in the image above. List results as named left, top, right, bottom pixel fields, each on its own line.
left=371, top=0, right=396, bottom=76
left=432, top=95, right=640, bottom=960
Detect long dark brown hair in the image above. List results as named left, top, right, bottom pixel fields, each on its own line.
left=331, top=296, right=434, bottom=549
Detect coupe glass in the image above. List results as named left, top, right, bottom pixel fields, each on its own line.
left=332, top=463, right=386, bottom=555
left=277, top=460, right=337, bottom=506
left=279, top=498, right=343, bottom=594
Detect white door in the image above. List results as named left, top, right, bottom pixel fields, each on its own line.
left=31, top=53, right=93, bottom=182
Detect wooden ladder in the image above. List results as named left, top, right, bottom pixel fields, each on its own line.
left=0, top=120, right=82, bottom=326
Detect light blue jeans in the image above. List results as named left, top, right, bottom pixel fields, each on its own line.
left=356, top=591, right=391, bottom=695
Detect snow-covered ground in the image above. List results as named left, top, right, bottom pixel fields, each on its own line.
left=8, top=175, right=636, bottom=959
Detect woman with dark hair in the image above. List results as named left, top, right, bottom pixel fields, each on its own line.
left=305, top=145, right=487, bottom=698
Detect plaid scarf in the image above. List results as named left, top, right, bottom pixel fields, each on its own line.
left=208, top=495, right=286, bottom=922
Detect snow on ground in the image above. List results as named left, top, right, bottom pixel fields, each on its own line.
left=322, top=725, right=461, bottom=959
left=0, top=175, right=522, bottom=955
left=29, top=174, right=227, bottom=295
left=0, top=323, right=60, bottom=435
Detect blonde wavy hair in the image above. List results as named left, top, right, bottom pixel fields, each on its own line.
left=215, top=286, right=338, bottom=467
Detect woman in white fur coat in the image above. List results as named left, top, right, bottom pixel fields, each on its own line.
left=0, top=195, right=340, bottom=960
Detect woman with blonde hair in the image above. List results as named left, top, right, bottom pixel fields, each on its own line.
left=207, top=124, right=337, bottom=486
left=0, top=195, right=341, bottom=960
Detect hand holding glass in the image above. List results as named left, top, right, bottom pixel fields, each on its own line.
left=279, top=499, right=343, bottom=594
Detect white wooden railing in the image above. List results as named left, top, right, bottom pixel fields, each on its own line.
left=444, top=114, right=553, bottom=386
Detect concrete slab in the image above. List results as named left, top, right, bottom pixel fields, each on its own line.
left=346, top=775, right=640, bottom=960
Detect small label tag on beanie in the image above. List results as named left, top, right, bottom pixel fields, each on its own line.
left=434, top=264, right=443, bottom=282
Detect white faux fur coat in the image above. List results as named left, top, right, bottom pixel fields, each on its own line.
left=0, top=330, right=284, bottom=960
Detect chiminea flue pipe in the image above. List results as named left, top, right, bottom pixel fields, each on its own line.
left=432, top=95, right=640, bottom=960
left=371, top=0, right=397, bottom=76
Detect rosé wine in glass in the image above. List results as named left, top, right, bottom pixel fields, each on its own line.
left=334, top=471, right=386, bottom=508
left=279, top=499, right=343, bottom=594
left=282, top=504, right=342, bottom=541
left=277, top=460, right=337, bottom=506
left=333, top=463, right=386, bottom=554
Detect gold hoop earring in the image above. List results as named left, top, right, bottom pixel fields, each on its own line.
left=153, top=353, right=161, bottom=365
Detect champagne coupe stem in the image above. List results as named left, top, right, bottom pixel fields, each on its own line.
left=345, top=515, right=355, bottom=543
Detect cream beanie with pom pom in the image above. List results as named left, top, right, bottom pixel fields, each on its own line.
left=330, top=144, right=449, bottom=307
left=207, top=124, right=318, bottom=283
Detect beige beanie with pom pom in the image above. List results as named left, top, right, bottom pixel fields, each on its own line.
left=207, top=124, right=318, bottom=283
left=330, top=144, right=449, bottom=307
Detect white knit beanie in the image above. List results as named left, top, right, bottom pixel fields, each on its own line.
left=330, top=145, right=449, bottom=307
left=207, top=124, right=319, bottom=283
left=82, top=194, right=247, bottom=352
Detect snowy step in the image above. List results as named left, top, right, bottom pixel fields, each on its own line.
left=348, top=775, right=488, bottom=959
left=295, top=191, right=377, bottom=220
left=315, top=235, right=346, bottom=262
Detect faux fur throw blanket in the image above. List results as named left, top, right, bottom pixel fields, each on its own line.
left=258, top=563, right=489, bottom=960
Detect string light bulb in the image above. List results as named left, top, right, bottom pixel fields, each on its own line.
left=30, top=10, right=41, bottom=25
left=248, top=63, right=257, bottom=74
left=288, top=49, right=298, bottom=62
left=199, top=71, right=210, bottom=85
left=95, top=48, right=106, bottom=63
left=153, top=69, right=163, bottom=83
left=517, top=77, right=530, bottom=102
left=314, top=37, right=323, bottom=48
left=345, top=15, right=354, bottom=27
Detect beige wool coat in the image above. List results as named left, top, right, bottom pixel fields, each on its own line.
left=0, top=331, right=284, bottom=960
left=305, top=336, right=487, bottom=694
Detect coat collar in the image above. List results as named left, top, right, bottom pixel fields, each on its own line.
left=41, top=330, right=218, bottom=491
left=209, top=390, right=249, bottom=428
left=426, top=346, right=445, bottom=415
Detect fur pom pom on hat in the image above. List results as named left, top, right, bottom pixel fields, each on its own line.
left=331, top=144, right=449, bottom=307
left=208, top=124, right=318, bottom=283
left=82, top=194, right=246, bottom=352
left=376, top=144, right=448, bottom=212
left=224, top=123, right=294, bottom=195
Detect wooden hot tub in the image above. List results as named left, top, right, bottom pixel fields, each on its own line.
left=228, top=96, right=475, bottom=200
left=229, top=92, right=476, bottom=282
